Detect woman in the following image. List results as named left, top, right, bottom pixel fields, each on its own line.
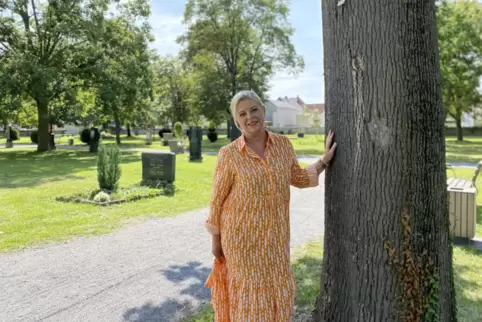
left=205, top=90, right=337, bottom=321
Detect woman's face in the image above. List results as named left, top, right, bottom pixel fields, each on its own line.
left=236, top=99, right=265, bottom=136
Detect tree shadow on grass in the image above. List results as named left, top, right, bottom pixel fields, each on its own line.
left=445, top=140, right=482, bottom=163
left=0, top=150, right=141, bottom=188
left=122, top=242, right=482, bottom=322
left=122, top=261, right=212, bottom=322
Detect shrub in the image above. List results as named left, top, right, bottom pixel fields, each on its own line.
left=158, top=128, right=172, bottom=138
left=30, top=131, right=38, bottom=144
left=207, top=128, right=218, bottom=143
left=5, top=128, right=20, bottom=141
left=97, top=144, right=122, bottom=192
left=174, top=122, right=183, bottom=138
left=93, top=191, right=111, bottom=203
left=207, top=131, right=218, bottom=143
left=80, top=129, right=91, bottom=144
left=81, top=128, right=100, bottom=144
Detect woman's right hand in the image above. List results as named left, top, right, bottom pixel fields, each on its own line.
left=212, top=234, right=225, bottom=262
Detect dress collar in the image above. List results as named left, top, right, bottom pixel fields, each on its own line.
left=235, top=130, right=273, bottom=152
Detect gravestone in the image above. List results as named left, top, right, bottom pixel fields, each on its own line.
left=141, top=151, right=176, bottom=183
left=146, top=130, right=152, bottom=145
left=163, top=133, right=173, bottom=146
left=89, top=128, right=100, bottom=153
left=5, top=126, right=13, bottom=148
left=49, top=133, right=56, bottom=150
left=189, top=126, right=203, bottom=162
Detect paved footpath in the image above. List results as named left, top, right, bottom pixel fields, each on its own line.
left=0, top=178, right=325, bottom=322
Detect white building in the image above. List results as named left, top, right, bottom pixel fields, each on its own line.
left=265, top=97, right=303, bottom=127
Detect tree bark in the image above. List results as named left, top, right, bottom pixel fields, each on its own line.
left=455, top=116, right=463, bottom=141
left=127, top=123, right=132, bottom=137
left=229, top=70, right=241, bottom=141
left=36, top=99, right=50, bottom=152
left=314, top=1, right=456, bottom=322
left=114, top=111, right=121, bottom=145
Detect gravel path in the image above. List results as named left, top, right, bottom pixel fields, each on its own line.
left=0, top=179, right=325, bottom=322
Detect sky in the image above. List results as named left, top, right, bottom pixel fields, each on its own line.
left=148, top=0, right=325, bottom=104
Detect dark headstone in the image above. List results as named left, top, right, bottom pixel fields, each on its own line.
left=49, top=133, right=56, bottom=150
left=141, top=151, right=176, bottom=183
left=188, top=126, right=203, bottom=162
left=89, top=127, right=100, bottom=153
left=297, top=133, right=304, bottom=138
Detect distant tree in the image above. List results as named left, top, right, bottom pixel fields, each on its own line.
left=437, top=0, right=482, bottom=141
left=178, top=0, right=304, bottom=140
left=0, top=0, right=113, bottom=151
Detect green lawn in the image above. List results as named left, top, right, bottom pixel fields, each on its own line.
left=184, top=239, right=482, bottom=322
left=0, top=149, right=217, bottom=252
left=0, top=135, right=480, bottom=253
left=2, top=134, right=481, bottom=163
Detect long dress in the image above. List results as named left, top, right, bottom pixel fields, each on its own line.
left=204, top=131, right=319, bottom=322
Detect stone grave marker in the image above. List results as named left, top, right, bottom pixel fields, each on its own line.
left=189, top=126, right=203, bottom=162
left=141, top=151, right=176, bottom=183
left=89, top=128, right=100, bottom=153
left=146, top=131, right=152, bottom=145
left=163, top=132, right=174, bottom=146
left=49, top=133, right=56, bottom=150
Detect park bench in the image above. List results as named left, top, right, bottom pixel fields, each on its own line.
left=447, top=160, right=482, bottom=239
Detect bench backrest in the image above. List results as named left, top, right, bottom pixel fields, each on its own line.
left=472, top=160, right=482, bottom=187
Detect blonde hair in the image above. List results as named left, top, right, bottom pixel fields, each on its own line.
left=229, top=90, right=266, bottom=129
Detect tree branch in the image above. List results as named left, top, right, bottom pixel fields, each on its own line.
left=31, top=0, right=43, bottom=57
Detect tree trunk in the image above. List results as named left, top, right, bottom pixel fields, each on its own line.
left=314, top=1, right=456, bottom=322
left=127, top=123, right=132, bottom=137
left=36, top=100, right=51, bottom=152
left=229, top=70, right=242, bottom=141
left=455, top=116, right=463, bottom=141
left=114, top=112, right=121, bottom=145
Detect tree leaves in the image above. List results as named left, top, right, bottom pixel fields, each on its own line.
left=437, top=0, right=482, bottom=132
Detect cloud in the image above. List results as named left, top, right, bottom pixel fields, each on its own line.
left=146, top=9, right=326, bottom=103
left=268, top=70, right=325, bottom=104
left=148, top=13, right=185, bottom=56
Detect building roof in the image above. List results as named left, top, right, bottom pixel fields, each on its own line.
left=305, top=103, right=325, bottom=113
left=268, top=98, right=301, bottom=111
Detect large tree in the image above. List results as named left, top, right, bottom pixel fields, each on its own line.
left=437, top=0, right=482, bottom=141
left=154, top=56, right=192, bottom=125
left=0, top=0, right=112, bottom=151
left=178, top=0, right=303, bottom=140
left=314, top=1, right=456, bottom=321
left=89, top=3, right=154, bottom=145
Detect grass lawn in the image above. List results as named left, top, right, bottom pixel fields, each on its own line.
left=2, top=134, right=480, bottom=163
left=184, top=239, right=482, bottom=322
left=0, top=149, right=217, bottom=253
left=0, top=135, right=480, bottom=253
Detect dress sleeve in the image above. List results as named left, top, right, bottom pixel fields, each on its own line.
left=286, top=137, right=319, bottom=189
left=205, top=146, right=234, bottom=234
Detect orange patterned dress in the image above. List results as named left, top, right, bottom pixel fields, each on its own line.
left=204, top=131, right=319, bottom=321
